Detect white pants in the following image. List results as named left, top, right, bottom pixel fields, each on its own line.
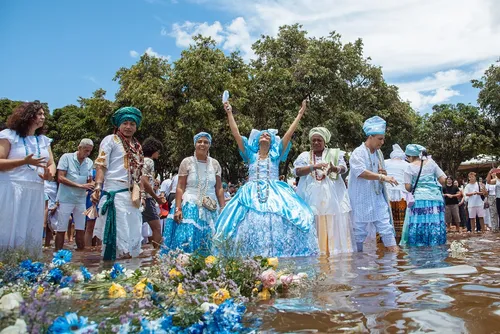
left=56, top=202, right=87, bottom=231
left=354, top=216, right=397, bottom=249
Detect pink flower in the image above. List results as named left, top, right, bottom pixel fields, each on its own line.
left=280, top=274, right=293, bottom=286
left=260, top=269, right=277, bottom=288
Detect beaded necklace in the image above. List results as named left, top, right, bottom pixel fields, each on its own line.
left=365, top=145, right=381, bottom=195
left=193, top=156, right=210, bottom=207
left=309, top=151, right=326, bottom=182
left=23, top=136, right=41, bottom=171
left=256, top=153, right=270, bottom=203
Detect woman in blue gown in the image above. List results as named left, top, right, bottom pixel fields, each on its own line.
left=215, top=100, right=319, bottom=257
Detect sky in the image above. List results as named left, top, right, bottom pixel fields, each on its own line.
left=1, top=0, right=499, bottom=114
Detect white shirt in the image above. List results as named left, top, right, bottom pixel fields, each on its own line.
left=487, top=183, right=496, bottom=196
left=169, top=175, right=179, bottom=194
left=465, top=182, right=483, bottom=207
left=160, top=178, right=172, bottom=194
left=385, top=158, right=409, bottom=201
left=94, top=134, right=128, bottom=188
left=348, top=143, right=389, bottom=222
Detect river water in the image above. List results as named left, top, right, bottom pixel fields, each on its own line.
left=62, top=234, right=500, bottom=333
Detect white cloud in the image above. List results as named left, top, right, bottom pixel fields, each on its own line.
left=168, top=18, right=254, bottom=59
left=83, top=75, right=99, bottom=85
left=395, top=64, right=488, bottom=111
left=129, top=47, right=170, bottom=61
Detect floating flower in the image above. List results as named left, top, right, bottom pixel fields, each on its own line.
left=176, top=253, right=190, bottom=266
left=60, top=276, right=74, bottom=288
left=205, top=255, right=217, bottom=266
left=168, top=268, right=181, bottom=279
left=140, top=316, right=177, bottom=333
left=52, top=250, right=73, bottom=266
left=200, top=302, right=218, bottom=314
left=267, top=257, right=279, bottom=269
left=279, top=274, right=293, bottom=286
left=0, top=292, right=23, bottom=312
left=177, top=283, right=186, bottom=296
left=80, top=266, right=92, bottom=282
left=260, top=269, right=277, bottom=288
left=257, top=288, right=271, bottom=300
left=203, top=299, right=249, bottom=333
left=49, top=312, right=98, bottom=333
left=46, top=268, right=63, bottom=284
left=212, top=288, right=230, bottom=305
left=18, top=260, right=44, bottom=282
left=0, top=318, right=27, bottom=334
left=110, top=263, right=125, bottom=280
left=109, top=283, right=127, bottom=298
left=133, top=282, right=146, bottom=298
left=36, top=286, right=44, bottom=295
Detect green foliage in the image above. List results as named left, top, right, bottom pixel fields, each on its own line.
left=417, top=103, right=495, bottom=175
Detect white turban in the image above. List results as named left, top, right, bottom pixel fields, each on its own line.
left=390, top=144, right=406, bottom=160
left=309, top=127, right=331, bottom=143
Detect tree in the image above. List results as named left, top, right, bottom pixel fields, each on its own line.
left=418, top=103, right=495, bottom=175
left=472, top=59, right=500, bottom=119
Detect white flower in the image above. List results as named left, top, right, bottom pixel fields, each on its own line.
left=297, top=272, right=308, bottom=279
left=125, top=269, right=135, bottom=279
left=176, top=253, right=191, bottom=266
left=0, top=292, right=23, bottom=312
left=200, top=302, right=218, bottom=313
left=95, top=273, right=106, bottom=280
left=73, top=271, right=84, bottom=283
left=0, top=319, right=27, bottom=334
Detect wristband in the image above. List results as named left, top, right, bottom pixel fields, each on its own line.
left=309, top=165, right=314, bottom=172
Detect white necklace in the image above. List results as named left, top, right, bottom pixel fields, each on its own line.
left=193, top=156, right=209, bottom=207
left=256, top=153, right=270, bottom=203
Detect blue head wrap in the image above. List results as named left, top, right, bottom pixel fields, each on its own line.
left=405, top=144, right=425, bottom=157
left=363, top=116, right=386, bottom=136
left=193, top=132, right=212, bottom=146
left=241, top=129, right=291, bottom=162
left=111, top=107, right=142, bottom=127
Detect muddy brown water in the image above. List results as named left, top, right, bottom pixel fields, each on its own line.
left=45, top=234, right=500, bottom=333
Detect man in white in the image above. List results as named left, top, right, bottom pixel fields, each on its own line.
left=91, top=107, right=144, bottom=260
left=348, top=116, right=399, bottom=252
left=55, top=139, right=94, bottom=251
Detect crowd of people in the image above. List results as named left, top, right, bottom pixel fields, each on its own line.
left=1, top=99, right=499, bottom=261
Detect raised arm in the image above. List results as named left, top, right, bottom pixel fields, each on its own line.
left=224, top=102, right=245, bottom=156
left=281, top=100, right=306, bottom=156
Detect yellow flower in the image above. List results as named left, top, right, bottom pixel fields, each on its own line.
left=0, top=262, right=3, bottom=269
left=212, top=288, right=230, bottom=305
left=177, top=283, right=186, bottom=296
left=257, top=288, right=271, bottom=300
left=133, top=282, right=146, bottom=298
left=109, top=283, right=127, bottom=298
left=205, top=255, right=217, bottom=266
left=168, top=268, right=181, bottom=279
left=267, top=257, right=279, bottom=268
left=251, top=288, right=259, bottom=295
left=36, top=286, right=44, bottom=295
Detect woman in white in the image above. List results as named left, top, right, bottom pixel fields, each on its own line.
left=162, top=132, right=225, bottom=256
left=486, top=167, right=500, bottom=232
left=294, top=127, right=355, bottom=255
left=0, top=101, right=55, bottom=255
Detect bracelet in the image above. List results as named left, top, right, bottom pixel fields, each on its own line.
left=175, top=207, right=182, bottom=213
left=378, top=174, right=384, bottom=182
left=309, top=165, right=314, bottom=172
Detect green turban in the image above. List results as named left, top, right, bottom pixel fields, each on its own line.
left=111, top=107, right=142, bottom=128
left=309, top=127, right=331, bottom=143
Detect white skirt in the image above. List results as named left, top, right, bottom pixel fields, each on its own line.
left=94, top=181, right=142, bottom=258
left=0, top=180, right=44, bottom=256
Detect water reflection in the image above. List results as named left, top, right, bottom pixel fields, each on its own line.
left=50, top=235, right=500, bottom=333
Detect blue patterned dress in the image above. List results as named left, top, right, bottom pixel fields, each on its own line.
left=400, top=160, right=446, bottom=247
left=162, top=157, right=221, bottom=256
left=215, top=134, right=319, bottom=257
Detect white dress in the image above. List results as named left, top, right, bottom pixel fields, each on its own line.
left=384, top=158, right=409, bottom=201
left=0, top=129, right=52, bottom=255
left=93, top=134, right=142, bottom=258
left=294, top=150, right=355, bottom=255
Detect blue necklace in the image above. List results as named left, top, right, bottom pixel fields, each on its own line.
left=23, top=136, right=41, bottom=171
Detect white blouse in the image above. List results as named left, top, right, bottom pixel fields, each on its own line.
left=0, top=129, right=52, bottom=183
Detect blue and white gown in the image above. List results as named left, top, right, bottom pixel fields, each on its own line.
left=215, top=132, right=319, bottom=257
left=400, top=160, right=446, bottom=247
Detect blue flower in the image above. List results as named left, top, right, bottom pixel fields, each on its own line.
left=49, top=312, right=98, bottom=333
left=110, top=263, right=125, bottom=280
left=47, top=268, right=63, bottom=284
left=59, top=276, right=74, bottom=288
left=52, top=250, right=73, bottom=266
left=139, top=316, right=179, bottom=333
left=80, top=266, right=92, bottom=282
left=17, top=260, right=44, bottom=281
left=202, top=299, right=252, bottom=333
